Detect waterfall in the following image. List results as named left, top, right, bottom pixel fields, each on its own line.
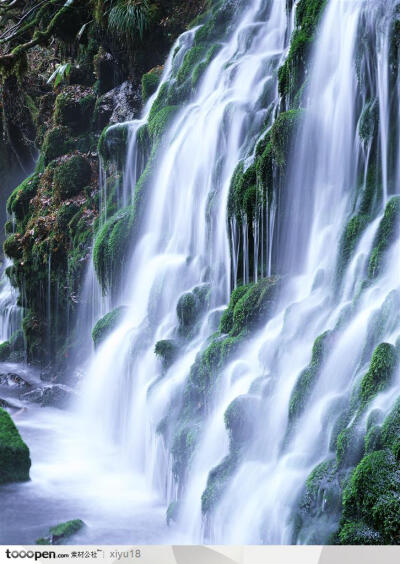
left=67, top=0, right=400, bottom=545
left=78, top=0, right=292, bottom=541
left=0, top=260, right=21, bottom=344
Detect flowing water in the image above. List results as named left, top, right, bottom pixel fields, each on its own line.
left=3, top=0, right=400, bottom=546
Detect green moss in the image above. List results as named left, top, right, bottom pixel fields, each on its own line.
left=278, top=0, right=327, bottom=103
left=229, top=277, right=280, bottom=337
left=365, top=425, right=382, bottom=454
left=0, top=407, right=31, bottom=484
left=192, top=44, right=221, bottom=87
left=7, top=174, right=40, bottom=222
left=92, top=306, right=127, bottom=349
left=219, top=284, right=250, bottom=334
left=42, top=126, right=73, bottom=165
left=299, top=459, right=341, bottom=521
left=176, top=285, right=210, bottom=335
left=94, top=145, right=158, bottom=294
left=37, top=519, right=85, bottom=545
left=339, top=449, right=400, bottom=544
left=359, top=343, right=397, bottom=405
left=93, top=206, right=134, bottom=293
left=359, top=99, right=378, bottom=142
left=0, top=341, right=11, bottom=361
left=361, top=290, right=400, bottom=365
left=54, top=89, right=95, bottom=133
left=171, top=423, right=200, bottom=480
left=154, top=340, right=179, bottom=370
left=381, top=398, right=400, bottom=455
left=3, top=234, right=22, bottom=260
left=201, top=453, right=238, bottom=515
left=142, top=66, right=163, bottom=103
left=368, top=196, right=400, bottom=278
left=53, top=155, right=92, bottom=199
left=148, top=105, right=180, bottom=142
left=289, top=331, right=333, bottom=421
left=98, top=123, right=129, bottom=166
left=177, top=45, right=208, bottom=85
left=336, top=214, right=370, bottom=282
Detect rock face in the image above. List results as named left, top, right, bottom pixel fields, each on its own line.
left=22, top=384, right=77, bottom=409
left=0, top=407, right=31, bottom=484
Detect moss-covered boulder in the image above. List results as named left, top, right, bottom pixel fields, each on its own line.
left=289, top=330, right=334, bottom=422
left=53, top=155, right=92, bottom=199
left=176, top=285, right=210, bottom=335
left=54, top=87, right=95, bottom=133
left=339, top=449, right=400, bottom=544
left=224, top=395, right=258, bottom=448
left=42, top=126, right=73, bottom=165
left=142, top=66, right=163, bottom=103
left=201, top=453, right=238, bottom=516
left=359, top=342, right=398, bottom=406
left=7, top=174, right=40, bottom=223
left=92, top=306, right=128, bottom=349
left=0, top=407, right=31, bottom=484
left=36, top=519, right=85, bottom=545
left=154, top=339, right=179, bottom=370
left=368, top=196, right=400, bottom=279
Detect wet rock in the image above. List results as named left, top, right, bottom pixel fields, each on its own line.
left=0, top=372, right=32, bottom=390
left=22, top=384, right=77, bottom=409
left=36, top=519, right=85, bottom=545
left=0, top=407, right=31, bottom=484
left=97, top=81, right=141, bottom=127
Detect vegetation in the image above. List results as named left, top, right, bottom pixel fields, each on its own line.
left=0, top=408, right=31, bottom=484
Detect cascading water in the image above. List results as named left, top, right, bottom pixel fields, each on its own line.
left=77, top=0, right=400, bottom=544
left=4, top=0, right=400, bottom=547
left=0, top=260, right=22, bottom=344
left=79, top=0, right=292, bottom=542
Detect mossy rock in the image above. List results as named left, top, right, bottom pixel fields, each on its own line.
left=142, top=66, right=163, bottom=103
left=359, top=343, right=398, bottom=405
left=98, top=123, right=129, bottom=166
left=278, top=0, right=327, bottom=103
left=289, top=330, right=334, bottom=421
left=368, top=196, right=400, bottom=279
left=3, top=234, right=22, bottom=260
left=340, top=449, right=400, bottom=544
left=0, top=407, right=31, bottom=484
left=54, top=88, right=95, bottom=133
left=336, top=214, right=370, bottom=282
left=228, top=277, right=280, bottom=337
left=154, top=340, right=179, bottom=370
left=36, top=519, right=85, bottom=545
left=92, top=306, right=128, bottom=349
left=7, top=174, right=40, bottom=222
left=42, top=126, right=73, bottom=165
left=93, top=206, right=134, bottom=293
left=53, top=155, right=92, bottom=199
left=224, top=395, right=258, bottom=448
left=201, top=453, right=238, bottom=515
left=148, top=105, right=180, bottom=142
left=176, top=285, right=210, bottom=335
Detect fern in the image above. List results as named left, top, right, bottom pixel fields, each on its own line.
left=107, top=0, right=151, bottom=42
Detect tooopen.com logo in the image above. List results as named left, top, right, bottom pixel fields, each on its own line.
left=5, top=549, right=57, bottom=561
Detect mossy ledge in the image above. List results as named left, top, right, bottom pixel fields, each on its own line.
left=0, top=407, right=31, bottom=484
